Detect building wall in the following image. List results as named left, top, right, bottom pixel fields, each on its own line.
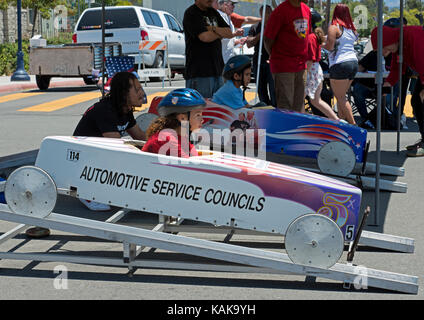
left=0, top=6, right=40, bottom=43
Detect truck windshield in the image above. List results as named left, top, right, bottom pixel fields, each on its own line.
left=77, top=8, right=140, bottom=30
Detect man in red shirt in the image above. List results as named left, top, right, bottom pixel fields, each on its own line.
left=264, top=0, right=312, bottom=112
left=371, top=25, right=424, bottom=156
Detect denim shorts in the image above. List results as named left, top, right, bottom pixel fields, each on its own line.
left=329, top=60, right=358, bottom=80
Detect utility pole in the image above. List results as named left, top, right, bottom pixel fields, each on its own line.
left=324, top=0, right=331, bottom=33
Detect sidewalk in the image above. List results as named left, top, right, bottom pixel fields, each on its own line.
left=0, top=75, right=86, bottom=94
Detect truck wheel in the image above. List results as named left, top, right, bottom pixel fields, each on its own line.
left=150, top=51, right=164, bottom=82
left=36, top=75, right=51, bottom=90
left=83, top=76, right=99, bottom=85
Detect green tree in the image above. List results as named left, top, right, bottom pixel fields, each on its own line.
left=406, top=0, right=423, bottom=10
left=389, top=8, right=422, bottom=26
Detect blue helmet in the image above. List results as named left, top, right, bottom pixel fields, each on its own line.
left=157, top=88, right=206, bottom=117
left=223, top=55, right=252, bottom=80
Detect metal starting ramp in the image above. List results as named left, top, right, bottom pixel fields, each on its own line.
left=265, top=151, right=407, bottom=193
left=0, top=204, right=418, bottom=294
left=0, top=141, right=418, bottom=295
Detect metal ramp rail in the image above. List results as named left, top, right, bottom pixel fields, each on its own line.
left=0, top=203, right=418, bottom=294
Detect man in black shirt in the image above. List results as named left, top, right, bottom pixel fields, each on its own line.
left=183, top=0, right=242, bottom=98
left=246, top=4, right=275, bottom=106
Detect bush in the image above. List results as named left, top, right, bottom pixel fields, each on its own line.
left=0, top=41, right=29, bottom=76
left=47, top=32, right=74, bottom=45
left=0, top=33, right=73, bottom=76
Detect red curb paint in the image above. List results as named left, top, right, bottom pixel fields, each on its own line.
left=0, top=79, right=88, bottom=94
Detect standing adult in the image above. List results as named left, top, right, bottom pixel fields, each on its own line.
left=183, top=0, right=242, bottom=98
left=217, top=0, right=246, bottom=63
left=264, top=0, right=312, bottom=112
left=246, top=4, right=275, bottom=106
left=227, top=0, right=261, bottom=29
left=383, top=17, right=411, bottom=129
left=371, top=25, right=424, bottom=157
left=323, top=4, right=358, bottom=125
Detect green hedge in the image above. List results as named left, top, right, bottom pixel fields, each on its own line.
left=0, top=41, right=30, bottom=76
left=0, top=33, right=73, bottom=76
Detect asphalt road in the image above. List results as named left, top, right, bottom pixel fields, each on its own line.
left=0, top=77, right=187, bottom=157
left=0, top=78, right=423, bottom=303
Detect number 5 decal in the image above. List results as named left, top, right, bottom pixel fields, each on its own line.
left=317, top=192, right=351, bottom=228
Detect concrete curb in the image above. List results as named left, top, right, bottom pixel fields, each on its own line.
left=0, top=79, right=87, bottom=94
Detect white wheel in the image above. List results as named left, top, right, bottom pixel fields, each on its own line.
left=317, top=141, right=356, bottom=177
left=136, top=113, right=158, bottom=132
left=285, top=214, right=344, bottom=269
left=5, top=166, right=57, bottom=218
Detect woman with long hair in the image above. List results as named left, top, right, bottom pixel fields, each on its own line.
left=142, top=88, right=206, bottom=158
left=323, top=4, right=358, bottom=124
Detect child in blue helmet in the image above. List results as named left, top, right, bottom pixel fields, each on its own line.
left=142, top=88, right=206, bottom=158
left=211, top=55, right=252, bottom=109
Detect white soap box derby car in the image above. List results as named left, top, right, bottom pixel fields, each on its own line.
left=3, top=136, right=364, bottom=269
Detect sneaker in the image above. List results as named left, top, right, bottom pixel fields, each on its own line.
left=79, top=198, right=111, bottom=211
left=406, top=145, right=424, bottom=157
left=406, top=139, right=422, bottom=151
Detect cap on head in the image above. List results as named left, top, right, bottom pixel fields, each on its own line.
left=383, top=17, right=407, bottom=28
left=157, top=88, right=206, bottom=117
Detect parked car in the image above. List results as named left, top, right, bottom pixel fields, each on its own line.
left=73, top=6, right=185, bottom=75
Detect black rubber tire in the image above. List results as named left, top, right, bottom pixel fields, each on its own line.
left=36, top=75, right=51, bottom=90
left=150, top=51, right=164, bottom=82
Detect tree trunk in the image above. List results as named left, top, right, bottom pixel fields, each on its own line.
left=31, top=6, right=38, bottom=38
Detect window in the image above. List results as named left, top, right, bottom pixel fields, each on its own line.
left=141, top=10, right=163, bottom=27
left=77, top=8, right=139, bottom=30
left=165, top=14, right=183, bottom=33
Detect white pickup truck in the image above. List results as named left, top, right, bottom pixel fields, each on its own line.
left=73, top=6, right=186, bottom=76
